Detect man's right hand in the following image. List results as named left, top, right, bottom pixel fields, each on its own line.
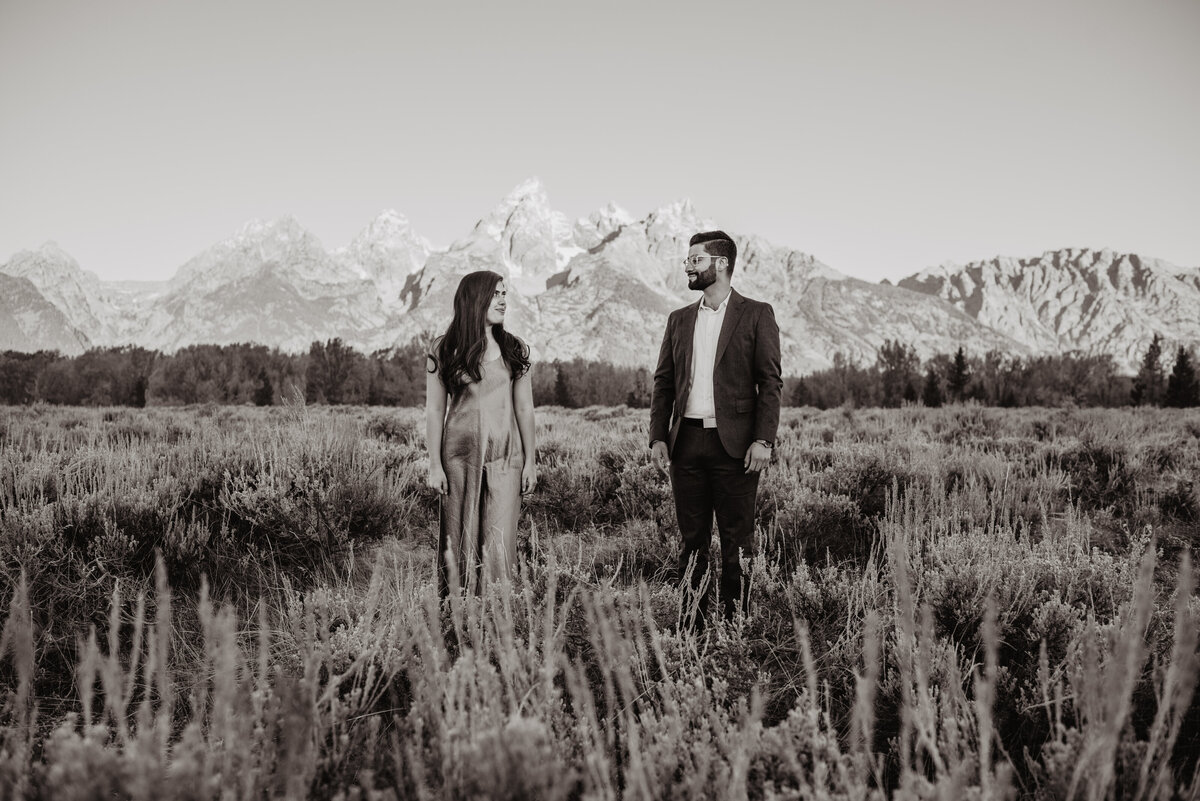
left=650, top=440, right=670, bottom=477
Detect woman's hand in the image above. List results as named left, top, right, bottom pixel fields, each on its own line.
left=521, top=461, right=537, bottom=495
left=427, top=463, right=448, bottom=495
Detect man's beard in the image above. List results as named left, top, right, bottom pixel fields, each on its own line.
left=688, top=266, right=717, bottom=290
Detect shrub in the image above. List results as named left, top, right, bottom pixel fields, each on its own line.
left=2, top=405, right=1200, bottom=799
left=768, top=488, right=870, bottom=567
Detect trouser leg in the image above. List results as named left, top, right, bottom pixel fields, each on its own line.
left=710, top=447, right=760, bottom=620
left=670, top=425, right=714, bottom=629
left=437, top=459, right=476, bottom=598
left=437, top=498, right=467, bottom=599
left=480, top=463, right=520, bottom=586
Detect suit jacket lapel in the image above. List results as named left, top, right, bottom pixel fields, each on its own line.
left=714, top=288, right=746, bottom=367
left=679, top=301, right=698, bottom=403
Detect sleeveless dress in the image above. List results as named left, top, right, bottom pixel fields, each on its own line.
left=437, top=355, right=524, bottom=594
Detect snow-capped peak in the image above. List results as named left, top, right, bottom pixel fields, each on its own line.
left=337, top=209, right=432, bottom=285
left=506, top=176, right=548, bottom=202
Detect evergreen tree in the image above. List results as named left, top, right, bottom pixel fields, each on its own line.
left=625, top=367, right=651, bottom=408
left=921, top=367, right=943, bottom=408
left=790, top=377, right=810, bottom=407
left=132, top=376, right=148, bottom=408
left=253, top=368, right=274, bottom=406
left=1165, top=346, right=1199, bottom=407
left=366, top=372, right=383, bottom=406
left=126, top=347, right=155, bottom=407
left=1131, top=333, right=1166, bottom=406
left=948, top=346, right=970, bottom=401
left=553, top=364, right=574, bottom=407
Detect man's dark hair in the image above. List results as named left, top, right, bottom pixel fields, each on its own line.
left=689, top=230, right=737, bottom=276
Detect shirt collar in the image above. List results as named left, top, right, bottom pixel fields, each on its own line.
left=698, top=289, right=732, bottom=313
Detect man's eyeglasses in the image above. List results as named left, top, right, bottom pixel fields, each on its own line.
left=682, top=255, right=721, bottom=268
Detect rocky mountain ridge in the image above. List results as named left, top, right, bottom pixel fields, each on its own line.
left=3, top=180, right=1196, bottom=375
left=897, top=249, right=1200, bottom=371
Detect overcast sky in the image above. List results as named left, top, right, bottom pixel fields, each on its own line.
left=2, top=0, right=1197, bottom=284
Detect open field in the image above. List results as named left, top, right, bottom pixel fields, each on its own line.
left=2, top=403, right=1199, bottom=799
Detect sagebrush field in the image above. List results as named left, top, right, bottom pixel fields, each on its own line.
left=1, top=402, right=1199, bottom=800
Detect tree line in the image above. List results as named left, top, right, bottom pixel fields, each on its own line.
left=792, top=338, right=1198, bottom=409
left=1128, top=334, right=1200, bottom=408
left=0, top=341, right=653, bottom=409
left=0, top=341, right=428, bottom=407
left=1, top=337, right=1196, bottom=408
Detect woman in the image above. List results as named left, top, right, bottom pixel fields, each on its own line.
left=425, top=270, right=536, bottom=595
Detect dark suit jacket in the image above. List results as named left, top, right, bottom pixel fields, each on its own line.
left=649, top=288, right=783, bottom=459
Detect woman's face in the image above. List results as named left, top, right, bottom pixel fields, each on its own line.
left=485, top=280, right=507, bottom=326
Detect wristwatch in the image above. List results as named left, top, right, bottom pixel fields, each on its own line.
left=753, top=439, right=773, bottom=450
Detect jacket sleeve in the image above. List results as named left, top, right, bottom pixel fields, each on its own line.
left=753, top=303, right=783, bottom=444
left=649, top=313, right=676, bottom=446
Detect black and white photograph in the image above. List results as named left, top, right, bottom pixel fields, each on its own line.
left=2, top=1, right=1199, bottom=798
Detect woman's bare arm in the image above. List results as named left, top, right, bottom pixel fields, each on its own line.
left=425, top=356, right=448, bottom=494
left=513, top=366, right=537, bottom=494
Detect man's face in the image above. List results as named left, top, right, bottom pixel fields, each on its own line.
left=685, top=244, right=720, bottom=291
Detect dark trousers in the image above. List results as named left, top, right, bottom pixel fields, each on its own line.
left=670, top=422, right=759, bottom=629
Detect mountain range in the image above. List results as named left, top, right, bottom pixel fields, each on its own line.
left=3, top=178, right=1197, bottom=375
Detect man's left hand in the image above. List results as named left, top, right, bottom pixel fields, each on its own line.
left=743, top=441, right=771, bottom=473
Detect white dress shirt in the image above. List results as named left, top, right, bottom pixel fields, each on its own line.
left=683, top=290, right=730, bottom=420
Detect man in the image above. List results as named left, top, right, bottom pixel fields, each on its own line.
left=650, top=230, right=782, bottom=630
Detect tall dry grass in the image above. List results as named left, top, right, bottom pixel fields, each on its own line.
left=0, top=403, right=1198, bottom=798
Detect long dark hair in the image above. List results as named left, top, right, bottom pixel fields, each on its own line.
left=429, top=270, right=530, bottom=396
